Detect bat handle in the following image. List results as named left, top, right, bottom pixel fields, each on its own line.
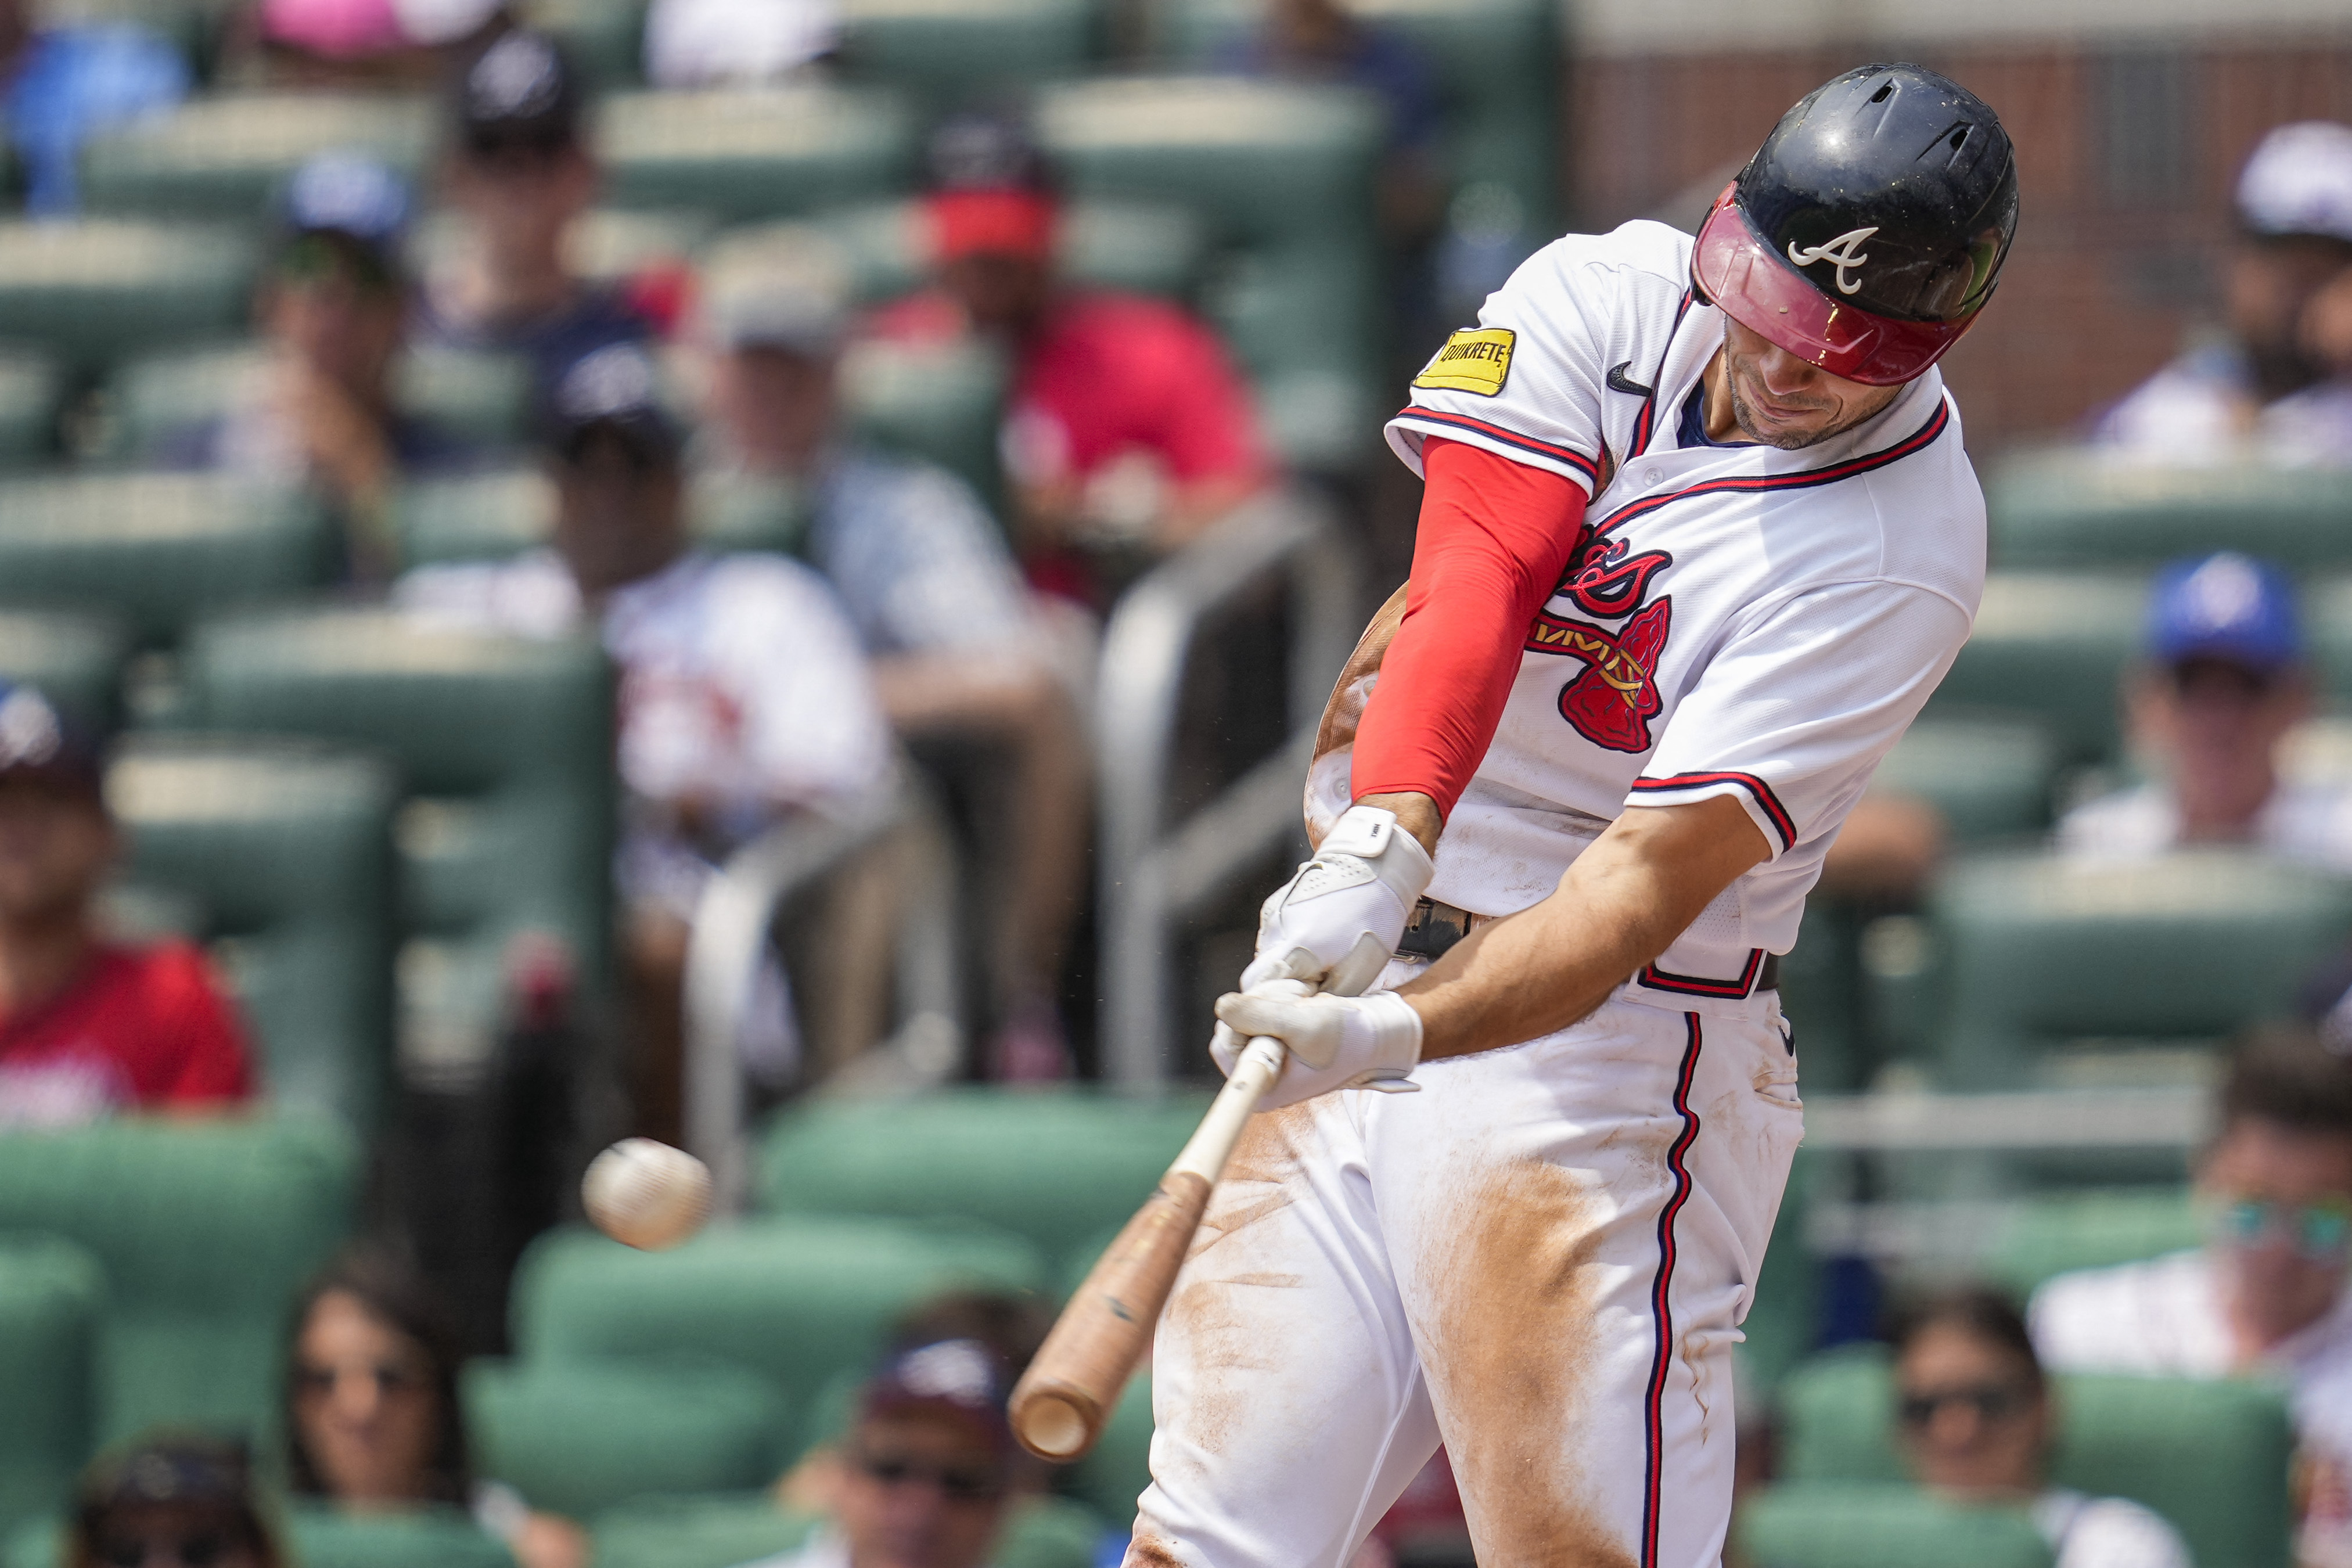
left=1166, top=1035, right=1286, bottom=1186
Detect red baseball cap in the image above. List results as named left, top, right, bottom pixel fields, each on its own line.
left=925, top=189, right=1059, bottom=266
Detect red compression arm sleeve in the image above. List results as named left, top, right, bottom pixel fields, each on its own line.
left=1350, top=437, right=1591, bottom=816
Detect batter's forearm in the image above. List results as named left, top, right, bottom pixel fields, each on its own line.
left=1354, top=790, right=1443, bottom=857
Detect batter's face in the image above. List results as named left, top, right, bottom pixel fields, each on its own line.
left=1709, top=318, right=1904, bottom=450
left=1894, top=1324, right=2049, bottom=1498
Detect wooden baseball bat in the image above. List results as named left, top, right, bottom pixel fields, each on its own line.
left=1008, top=1034, right=1289, bottom=1461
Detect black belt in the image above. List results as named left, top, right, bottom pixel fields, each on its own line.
left=1396, top=897, right=1782, bottom=992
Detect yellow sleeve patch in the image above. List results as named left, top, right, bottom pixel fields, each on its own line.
left=1412, top=327, right=1516, bottom=397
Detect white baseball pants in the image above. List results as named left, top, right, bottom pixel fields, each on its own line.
left=1124, top=986, right=1803, bottom=1568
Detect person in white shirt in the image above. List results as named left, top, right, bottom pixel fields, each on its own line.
left=395, top=340, right=892, bottom=1135
left=1893, top=1287, right=2191, bottom=1568
left=2032, top=1026, right=2352, bottom=1561
left=2056, top=551, right=2352, bottom=870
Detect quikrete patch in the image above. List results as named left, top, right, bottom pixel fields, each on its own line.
left=1413, top=327, right=1516, bottom=396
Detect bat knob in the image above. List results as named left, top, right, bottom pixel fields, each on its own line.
left=1010, top=1385, right=1096, bottom=1460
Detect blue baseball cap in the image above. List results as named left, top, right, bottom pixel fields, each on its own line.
left=279, top=150, right=412, bottom=275
left=2146, top=552, right=2303, bottom=673
left=0, top=682, right=103, bottom=800
left=861, top=1337, right=1014, bottom=1454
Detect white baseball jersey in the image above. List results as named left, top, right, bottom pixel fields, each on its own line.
left=1374, top=218, right=1985, bottom=1009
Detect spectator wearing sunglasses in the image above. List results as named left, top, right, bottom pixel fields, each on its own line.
left=2033, top=1026, right=2352, bottom=1556
left=67, top=1437, right=281, bottom=1568
left=1893, top=1289, right=2189, bottom=1566
left=2058, top=552, right=2352, bottom=868
left=285, top=1248, right=585, bottom=1568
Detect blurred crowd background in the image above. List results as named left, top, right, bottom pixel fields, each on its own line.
left=1, top=0, right=2351, bottom=1565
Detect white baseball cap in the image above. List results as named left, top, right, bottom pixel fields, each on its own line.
left=2236, top=121, right=2352, bottom=243
left=699, top=229, right=857, bottom=355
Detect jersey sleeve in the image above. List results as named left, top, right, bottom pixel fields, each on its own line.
left=1387, top=242, right=1612, bottom=494
left=1628, top=581, right=1972, bottom=861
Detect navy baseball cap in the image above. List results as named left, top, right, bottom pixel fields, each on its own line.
left=0, top=682, right=103, bottom=801
left=2146, top=552, right=2303, bottom=673
left=546, top=343, right=682, bottom=464
left=456, top=31, right=582, bottom=154
left=860, top=1337, right=1015, bottom=1454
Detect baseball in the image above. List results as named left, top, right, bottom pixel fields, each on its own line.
left=582, top=1138, right=712, bottom=1250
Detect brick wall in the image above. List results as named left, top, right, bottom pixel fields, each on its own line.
left=1565, top=37, right=2352, bottom=455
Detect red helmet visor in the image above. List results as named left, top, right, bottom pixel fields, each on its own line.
left=1691, top=186, right=1974, bottom=387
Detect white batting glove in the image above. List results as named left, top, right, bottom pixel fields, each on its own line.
left=1210, top=981, right=1423, bottom=1111
left=1239, top=805, right=1434, bottom=997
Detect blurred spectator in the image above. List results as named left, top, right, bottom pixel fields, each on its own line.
left=869, top=113, right=1273, bottom=611
left=1891, top=1286, right=2189, bottom=1565
left=698, top=235, right=1089, bottom=1077
left=287, top=1248, right=582, bottom=1567
left=2089, top=122, right=2352, bottom=465
left=157, top=151, right=477, bottom=585
left=396, top=341, right=890, bottom=1134
left=0, top=682, right=254, bottom=1128
left=421, top=32, right=656, bottom=399
left=0, top=0, right=186, bottom=216
left=243, top=0, right=502, bottom=87
left=2057, top=552, right=2352, bottom=868
left=67, top=1437, right=283, bottom=1568
left=643, top=0, right=833, bottom=88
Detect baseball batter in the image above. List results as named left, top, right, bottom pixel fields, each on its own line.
left=1128, top=66, right=2018, bottom=1567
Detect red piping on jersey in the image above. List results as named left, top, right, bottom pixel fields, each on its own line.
left=1394, top=407, right=1602, bottom=483
left=1627, top=290, right=1696, bottom=460
left=1597, top=399, right=1951, bottom=542
left=1640, top=947, right=1767, bottom=999
left=1642, top=1016, right=1704, bottom=1567
left=1629, top=770, right=1796, bottom=850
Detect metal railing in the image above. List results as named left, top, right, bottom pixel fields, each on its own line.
left=1096, top=486, right=1364, bottom=1087
left=682, top=765, right=961, bottom=1212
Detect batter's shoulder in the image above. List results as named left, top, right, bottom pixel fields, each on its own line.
left=1517, top=220, right=1695, bottom=294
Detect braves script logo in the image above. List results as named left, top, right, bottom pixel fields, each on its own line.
left=1786, top=225, right=1877, bottom=295
left=1524, top=531, right=1674, bottom=752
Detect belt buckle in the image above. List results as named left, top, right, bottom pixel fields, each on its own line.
left=1396, top=897, right=1472, bottom=962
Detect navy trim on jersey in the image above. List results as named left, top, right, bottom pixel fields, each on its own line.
left=1627, top=290, right=1696, bottom=460
left=1629, top=769, right=1797, bottom=850
left=1598, top=397, right=1953, bottom=540
left=1394, top=406, right=1603, bottom=482
left=1642, top=1017, right=1704, bottom=1567
left=1639, top=947, right=1767, bottom=999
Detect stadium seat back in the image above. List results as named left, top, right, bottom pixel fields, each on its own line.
left=1922, top=572, right=2146, bottom=763
left=1984, top=1188, right=2202, bottom=1298
left=1929, top=849, right=2352, bottom=1088
left=79, top=94, right=433, bottom=218
left=588, top=1493, right=1105, bottom=1568
left=837, top=337, right=1010, bottom=507
left=285, top=1504, right=517, bottom=1568
left=1736, top=1481, right=2052, bottom=1568
left=1871, top=716, right=2060, bottom=841
left=0, top=350, right=58, bottom=465
left=1988, top=451, right=2352, bottom=570
left=395, top=467, right=810, bottom=567
left=510, top=1218, right=1042, bottom=1452
left=108, top=737, right=399, bottom=1127
left=835, top=0, right=1101, bottom=103
left=754, top=1088, right=1213, bottom=1273
left=0, top=610, right=131, bottom=727
left=782, top=196, right=1211, bottom=307
left=597, top=87, right=918, bottom=221
left=0, top=475, right=336, bottom=646
left=1779, top=1346, right=2292, bottom=1568
left=463, top=1360, right=789, bottom=1519
left=0, top=1119, right=359, bottom=1445
left=0, top=221, right=254, bottom=370
left=0, top=1236, right=102, bottom=1538
left=102, top=343, right=534, bottom=461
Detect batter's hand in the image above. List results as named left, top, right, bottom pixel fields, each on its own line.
left=1240, top=805, right=1434, bottom=996
left=1211, top=981, right=1423, bottom=1110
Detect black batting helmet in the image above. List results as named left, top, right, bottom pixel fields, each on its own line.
left=1693, top=63, right=2018, bottom=386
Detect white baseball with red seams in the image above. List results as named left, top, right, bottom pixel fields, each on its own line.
left=1125, top=220, right=1987, bottom=1567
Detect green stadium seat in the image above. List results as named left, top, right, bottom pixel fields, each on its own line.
left=1739, top=1148, right=1821, bottom=1396
left=79, top=94, right=433, bottom=219
left=0, top=350, right=59, bottom=464
left=1922, top=571, right=2146, bottom=764
left=0, top=475, right=336, bottom=646
left=463, top=1360, right=789, bottom=1519
left=1925, top=848, right=2352, bottom=1090
left=0, top=610, right=131, bottom=727
left=1873, top=717, right=2059, bottom=841
left=510, top=1218, right=1042, bottom=1454
left=754, top=1088, right=1211, bottom=1276
left=109, top=737, right=399, bottom=1128
left=596, top=87, right=917, bottom=221
left=1982, top=1186, right=2200, bottom=1299
left=807, top=197, right=1209, bottom=304
left=1778, top=1344, right=2293, bottom=1568
left=395, top=466, right=810, bottom=567
left=522, top=0, right=645, bottom=84
left=0, top=1236, right=102, bottom=1538
left=589, top=1493, right=1105, bottom=1568
left=99, top=343, right=534, bottom=462
left=837, top=337, right=1010, bottom=507
left=0, top=220, right=254, bottom=371
left=0, top=1118, right=359, bottom=1446
left=38, top=0, right=216, bottom=65
left=411, top=207, right=718, bottom=298
left=1736, top=1481, right=2052, bottom=1568
left=1988, top=449, right=2352, bottom=570
left=835, top=0, right=1099, bottom=103
left=285, top=1504, right=517, bottom=1568
left=1066, top=1374, right=1152, bottom=1531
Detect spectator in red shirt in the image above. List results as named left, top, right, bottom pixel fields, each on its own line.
left=0, top=682, right=254, bottom=1126
left=868, top=113, right=1274, bottom=610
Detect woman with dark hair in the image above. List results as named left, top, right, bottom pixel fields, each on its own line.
left=283, top=1247, right=585, bottom=1568
left=67, top=1436, right=282, bottom=1568
left=1891, top=1286, right=2191, bottom=1566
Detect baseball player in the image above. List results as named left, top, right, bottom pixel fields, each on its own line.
left=1128, top=64, right=2017, bottom=1568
